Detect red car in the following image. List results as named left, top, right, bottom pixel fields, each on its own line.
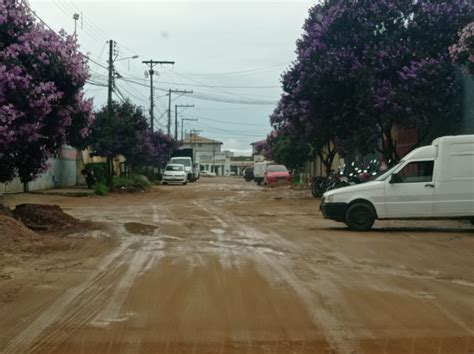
left=264, top=164, right=292, bottom=185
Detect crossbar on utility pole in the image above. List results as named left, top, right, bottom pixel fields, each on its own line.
left=142, top=60, right=175, bottom=131
left=175, top=104, right=195, bottom=140
left=167, top=89, right=193, bottom=135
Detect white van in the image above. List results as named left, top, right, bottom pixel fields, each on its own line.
left=253, top=161, right=274, bottom=185
left=320, top=135, right=474, bottom=230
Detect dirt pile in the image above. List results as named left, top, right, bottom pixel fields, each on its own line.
left=12, top=204, right=80, bottom=232
left=0, top=204, right=13, bottom=217
left=0, top=214, right=39, bottom=253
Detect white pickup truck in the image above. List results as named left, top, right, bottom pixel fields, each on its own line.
left=320, top=135, right=474, bottom=230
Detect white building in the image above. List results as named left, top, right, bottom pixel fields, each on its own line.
left=182, top=134, right=232, bottom=176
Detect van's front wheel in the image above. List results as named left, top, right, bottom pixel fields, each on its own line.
left=345, top=203, right=375, bottom=231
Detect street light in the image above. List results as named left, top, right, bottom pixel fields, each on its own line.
left=73, top=13, right=80, bottom=39
left=115, top=55, right=139, bottom=62
left=115, top=55, right=139, bottom=72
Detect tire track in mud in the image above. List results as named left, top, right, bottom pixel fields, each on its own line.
left=2, top=238, right=132, bottom=353
left=191, top=199, right=356, bottom=353
left=2, top=222, right=164, bottom=354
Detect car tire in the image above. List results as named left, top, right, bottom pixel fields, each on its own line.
left=344, top=203, right=375, bottom=231
left=183, top=181, right=187, bottom=185
left=162, top=182, right=168, bottom=185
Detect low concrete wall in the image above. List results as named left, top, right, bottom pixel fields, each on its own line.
left=0, top=146, right=79, bottom=194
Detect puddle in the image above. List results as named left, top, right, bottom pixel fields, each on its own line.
left=211, top=228, right=225, bottom=235
left=124, top=222, right=158, bottom=236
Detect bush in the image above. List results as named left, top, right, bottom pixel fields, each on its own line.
left=85, top=162, right=107, bottom=185
left=95, top=183, right=109, bottom=196
left=113, top=174, right=151, bottom=192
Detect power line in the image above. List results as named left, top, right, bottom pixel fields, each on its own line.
left=88, top=57, right=109, bottom=70
left=149, top=79, right=279, bottom=89
left=188, top=121, right=269, bottom=137
left=191, top=121, right=269, bottom=134
left=173, top=72, right=258, bottom=101
left=86, top=80, right=108, bottom=87
left=175, top=63, right=288, bottom=78
left=116, top=82, right=149, bottom=104
left=121, top=78, right=277, bottom=105
left=181, top=114, right=269, bottom=127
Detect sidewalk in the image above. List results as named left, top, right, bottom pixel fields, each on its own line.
left=30, top=185, right=95, bottom=197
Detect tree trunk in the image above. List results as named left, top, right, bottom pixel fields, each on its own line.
left=382, top=129, right=400, bottom=166
left=107, top=157, right=113, bottom=190
left=317, top=147, right=336, bottom=177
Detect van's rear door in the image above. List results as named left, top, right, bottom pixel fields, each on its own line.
left=434, top=138, right=474, bottom=217
left=385, top=160, right=435, bottom=218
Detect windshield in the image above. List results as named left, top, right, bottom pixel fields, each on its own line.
left=166, top=165, right=184, bottom=171
left=375, top=161, right=404, bottom=181
left=171, top=158, right=191, bottom=167
left=267, top=165, right=288, bottom=173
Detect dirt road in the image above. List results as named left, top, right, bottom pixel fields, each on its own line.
left=1, top=177, right=473, bottom=353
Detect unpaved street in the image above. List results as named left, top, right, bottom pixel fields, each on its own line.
left=1, top=177, right=473, bottom=353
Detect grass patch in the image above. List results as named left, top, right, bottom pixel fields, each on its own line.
left=95, top=183, right=109, bottom=196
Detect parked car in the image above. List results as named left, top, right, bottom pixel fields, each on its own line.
left=264, top=164, right=291, bottom=186
left=320, top=135, right=474, bottom=231
left=162, top=164, right=187, bottom=185
left=200, top=170, right=217, bottom=177
left=244, top=167, right=254, bottom=182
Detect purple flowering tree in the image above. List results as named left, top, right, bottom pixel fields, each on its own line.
left=0, top=0, right=93, bottom=184
left=253, top=140, right=272, bottom=160
left=144, top=130, right=179, bottom=169
left=273, top=0, right=473, bottom=167
left=88, top=101, right=177, bottom=176
left=450, top=22, right=474, bottom=76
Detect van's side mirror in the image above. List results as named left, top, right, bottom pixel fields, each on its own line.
left=389, top=173, right=400, bottom=184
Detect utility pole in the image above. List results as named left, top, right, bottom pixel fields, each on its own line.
left=108, top=40, right=115, bottom=116
left=107, top=40, right=116, bottom=189
left=167, top=89, right=193, bottom=135
left=175, top=104, right=195, bottom=140
left=181, top=117, right=198, bottom=142
left=142, top=60, right=175, bottom=131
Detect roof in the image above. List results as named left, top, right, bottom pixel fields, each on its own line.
left=183, top=134, right=223, bottom=145
left=250, top=139, right=266, bottom=146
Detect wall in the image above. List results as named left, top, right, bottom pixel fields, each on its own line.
left=196, top=151, right=232, bottom=176
left=0, top=146, right=79, bottom=194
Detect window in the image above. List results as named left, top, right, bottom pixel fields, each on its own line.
left=266, top=165, right=288, bottom=173
left=166, top=165, right=184, bottom=171
left=395, top=161, right=434, bottom=183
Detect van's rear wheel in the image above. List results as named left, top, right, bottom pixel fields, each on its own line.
left=345, top=203, right=375, bottom=231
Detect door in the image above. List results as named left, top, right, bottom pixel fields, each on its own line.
left=385, top=160, right=435, bottom=218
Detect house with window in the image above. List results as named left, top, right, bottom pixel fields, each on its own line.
left=181, top=134, right=232, bottom=176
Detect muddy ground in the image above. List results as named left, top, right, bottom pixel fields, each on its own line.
left=0, top=177, right=473, bottom=353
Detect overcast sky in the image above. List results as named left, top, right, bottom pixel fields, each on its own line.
left=29, top=0, right=313, bottom=155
